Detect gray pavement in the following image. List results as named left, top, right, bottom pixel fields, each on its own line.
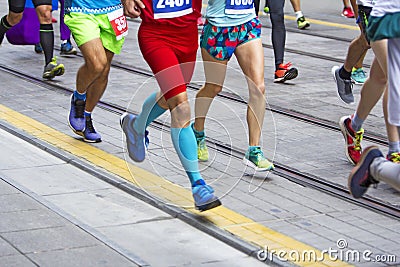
left=0, top=128, right=265, bottom=267
left=0, top=0, right=400, bottom=266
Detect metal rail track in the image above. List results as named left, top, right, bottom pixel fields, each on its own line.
left=1, top=62, right=398, bottom=220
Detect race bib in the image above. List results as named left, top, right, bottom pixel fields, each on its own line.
left=108, top=8, right=128, bottom=40
left=225, top=0, right=254, bottom=14
left=153, top=0, right=193, bottom=19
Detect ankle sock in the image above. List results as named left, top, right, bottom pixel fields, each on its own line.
left=351, top=113, right=364, bottom=132
left=73, top=91, right=86, bottom=101
left=339, top=66, right=351, bottom=80
left=388, top=141, right=400, bottom=155
left=295, top=11, right=304, bottom=20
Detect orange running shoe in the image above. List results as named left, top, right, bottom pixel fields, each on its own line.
left=274, top=62, right=298, bottom=83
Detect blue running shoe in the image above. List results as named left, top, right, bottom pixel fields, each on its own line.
left=144, top=130, right=149, bottom=149
left=348, top=146, right=382, bottom=198
left=192, top=180, right=221, bottom=212
left=60, top=39, right=77, bottom=55
left=34, top=43, right=43, bottom=54
left=83, top=116, right=101, bottom=143
left=68, top=94, right=85, bottom=136
left=351, top=67, right=367, bottom=85
left=120, top=112, right=146, bottom=162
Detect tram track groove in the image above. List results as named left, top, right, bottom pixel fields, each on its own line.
left=1, top=62, right=399, bottom=220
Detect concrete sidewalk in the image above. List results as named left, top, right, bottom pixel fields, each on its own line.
left=0, top=127, right=266, bottom=267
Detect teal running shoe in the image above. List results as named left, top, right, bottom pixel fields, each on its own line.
left=192, top=179, right=221, bottom=211
left=243, top=147, right=274, bottom=172
left=351, top=67, right=367, bottom=85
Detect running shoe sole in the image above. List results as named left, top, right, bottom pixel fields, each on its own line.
left=348, top=146, right=381, bottom=198
left=242, top=157, right=274, bottom=172
left=195, top=198, right=222, bottom=212
left=43, top=64, right=65, bottom=80
left=83, top=136, right=101, bottom=143
left=351, top=77, right=365, bottom=85
left=298, top=23, right=310, bottom=30
left=274, top=68, right=298, bottom=83
left=60, top=49, right=77, bottom=56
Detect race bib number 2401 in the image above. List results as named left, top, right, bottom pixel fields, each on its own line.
left=153, top=0, right=193, bottom=19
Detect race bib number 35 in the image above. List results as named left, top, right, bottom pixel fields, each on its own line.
left=108, top=8, right=128, bottom=40
left=225, top=0, right=254, bottom=14
left=153, top=0, right=193, bottom=19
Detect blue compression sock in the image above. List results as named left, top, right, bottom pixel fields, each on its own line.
left=134, top=92, right=167, bottom=133
left=73, top=90, right=86, bottom=101
left=171, top=127, right=202, bottom=186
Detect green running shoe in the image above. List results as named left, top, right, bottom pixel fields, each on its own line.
left=243, top=147, right=274, bottom=172
left=191, top=123, right=209, bottom=162
left=43, top=57, right=65, bottom=80
left=297, top=16, right=310, bottom=30
left=197, top=136, right=209, bottom=162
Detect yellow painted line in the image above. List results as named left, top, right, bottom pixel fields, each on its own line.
left=0, top=104, right=352, bottom=267
left=201, top=3, right=358, bottom=31
left=283, top=15, right=359, bottom=31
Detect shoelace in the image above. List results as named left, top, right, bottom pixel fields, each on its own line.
left=251, top=148, right=265, bottom=162
left=85, top=117, right=96, bottom=133
left=193, top=180, right=214, bottom=194
left=343, top=79, right=353, bottom=94
left=353, top=129, right=364, bottom=151
left=354, top=69, right=366, bottom=78
left=198, top=138, right=207, bottom=149
left=388, top=152, right=400, bottom=163
left=74, top=100, right=85, bottom=118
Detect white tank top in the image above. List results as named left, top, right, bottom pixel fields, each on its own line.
left=371, top=0, right=400, bottom=17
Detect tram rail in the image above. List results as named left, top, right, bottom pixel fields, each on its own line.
left=1, top=61, right=398, bottom=220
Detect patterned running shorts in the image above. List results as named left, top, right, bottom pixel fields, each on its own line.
left=200, top=17, right=261, bottom=61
